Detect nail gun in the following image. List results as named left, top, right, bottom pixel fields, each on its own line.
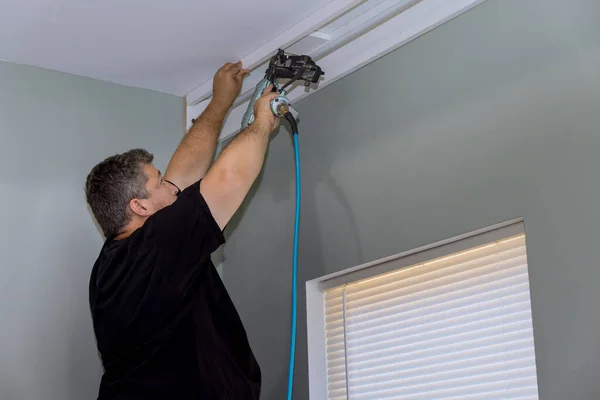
left=241, top=49, right=324, bottom=130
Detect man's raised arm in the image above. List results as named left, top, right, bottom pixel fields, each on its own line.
left=200, top=86, right=280, bottom=230
left=164, top=62, right=249, bottom=190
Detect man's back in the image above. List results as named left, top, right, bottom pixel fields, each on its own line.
left=89, top=181, right=261, bottom=399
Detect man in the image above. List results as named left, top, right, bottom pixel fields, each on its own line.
left=85, top=61, right=279, bottom=399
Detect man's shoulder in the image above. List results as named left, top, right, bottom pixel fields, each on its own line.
left=91, top=231, right=154, bottom=292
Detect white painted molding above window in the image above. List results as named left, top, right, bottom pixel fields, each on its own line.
left=185, top=0, right=490, bottom=141
left=306, top=219, right=540, bottom=399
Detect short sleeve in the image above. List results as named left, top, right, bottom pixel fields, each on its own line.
left=145, top=180, right=225, bottom=294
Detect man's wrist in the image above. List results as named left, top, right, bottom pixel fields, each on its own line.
left=209, top=94, right=234, bottom=111
left=248, top=116, right=274, bottom=135
left=190, top=98, right=231, bottom=128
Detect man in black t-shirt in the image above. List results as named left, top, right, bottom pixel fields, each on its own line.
left=85, top=62, right=280, bottom=399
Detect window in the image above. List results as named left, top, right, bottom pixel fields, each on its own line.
left=306, top=220, right=539, bottom=399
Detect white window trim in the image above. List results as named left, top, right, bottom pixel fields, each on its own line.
left=305, top=217, right=526, bottom=399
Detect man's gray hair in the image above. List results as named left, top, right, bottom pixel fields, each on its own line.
left=85, top=149, right=154, bottom=238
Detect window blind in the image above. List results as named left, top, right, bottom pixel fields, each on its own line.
left=323, top=234, right=539, bottom=400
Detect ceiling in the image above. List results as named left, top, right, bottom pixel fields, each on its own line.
left=0, top=0, right=338, bottom=96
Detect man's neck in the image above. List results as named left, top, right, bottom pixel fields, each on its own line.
left=114, top=218, right=145, bottom=240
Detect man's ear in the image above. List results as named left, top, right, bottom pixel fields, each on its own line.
left=129, top=198, right=152, bottom=217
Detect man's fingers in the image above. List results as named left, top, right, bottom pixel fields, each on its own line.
left=261, top=91, right=279, bottom=103
left=262, top=84, right=275, bottom=95
left=236, top=69, right=250, bottom=81
left=266, top=90, right=279, bottom=100
left=229, top=61, right=242, bottom=73
left=220, top=61, right=239, bottom=72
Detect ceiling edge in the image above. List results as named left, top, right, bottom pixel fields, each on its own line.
left=186, top=0, right=363, bottom=106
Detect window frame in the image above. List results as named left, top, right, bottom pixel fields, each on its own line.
left=305, top=218, right=529, bottom=399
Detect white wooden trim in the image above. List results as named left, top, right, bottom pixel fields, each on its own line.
left=186, top=0, right=489, bottom=140
left=308, top=0, right=423, bottom=61
left=320, top=219, right=525, bottom=290
left=306, top=279, right=329, bottom=400
left=186, top=0, right=363, bottom=106
left=309, top=31, right=332, bottom=41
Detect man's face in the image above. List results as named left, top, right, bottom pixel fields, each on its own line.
left=140, top=163, right=178, bottom=214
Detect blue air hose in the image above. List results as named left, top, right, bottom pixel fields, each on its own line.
left=286, top=113, right=300, bottom=400
left=242, top=86, right=302, bottom=399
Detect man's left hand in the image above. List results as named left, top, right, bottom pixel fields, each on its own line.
left=212, top=61, right=249, bottom=108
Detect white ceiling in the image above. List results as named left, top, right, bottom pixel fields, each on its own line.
left=0, top=0, right=337, bottom=96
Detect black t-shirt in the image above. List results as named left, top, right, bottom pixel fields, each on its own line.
left=89, top=180, right=261, bottom=399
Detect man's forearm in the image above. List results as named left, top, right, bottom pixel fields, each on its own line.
left=164, top=61, right=248, bottom=189
left=164, top=99, right=230, bottom=189
left=199, top=118, right=273, bottom=230
left=214, top=118, right=271, bottom=184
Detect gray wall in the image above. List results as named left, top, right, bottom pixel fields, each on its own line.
left=0, top=62, right=184, bottom=399
left=222, top=0, right=600, bottom=399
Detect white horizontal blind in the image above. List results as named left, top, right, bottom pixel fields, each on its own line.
left=324, top=234, right=539, bottom=400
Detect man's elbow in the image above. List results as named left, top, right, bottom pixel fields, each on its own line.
left=200, top=165, right=250, bottom=230
left=202, top=164, right=249, bottom=205
left=216, top=162, right=248, bottom=187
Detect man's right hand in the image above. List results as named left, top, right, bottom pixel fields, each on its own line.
left=253, top=85, right=280, bottom=133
